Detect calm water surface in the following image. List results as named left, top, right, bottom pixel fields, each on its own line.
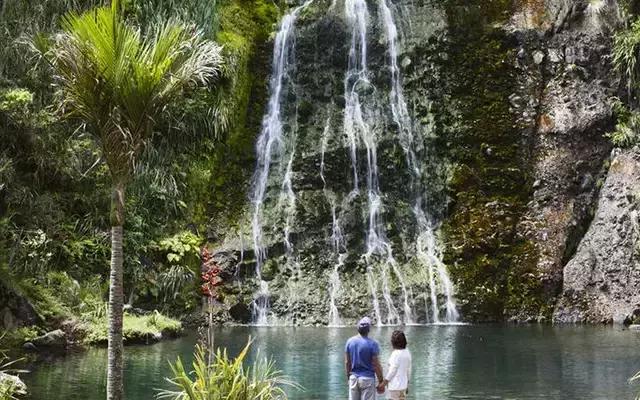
left=22, top=325, right=640, bottom=399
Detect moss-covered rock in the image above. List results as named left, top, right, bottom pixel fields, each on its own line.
left=204, top=0, right=281, bottom=236
left=83, top=312, right=182, bottom=345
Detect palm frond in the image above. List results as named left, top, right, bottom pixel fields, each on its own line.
left=43, top=3, right=222, bottom=181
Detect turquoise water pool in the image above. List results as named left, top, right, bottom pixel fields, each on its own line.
left=22, top=324, right=640, bottom=399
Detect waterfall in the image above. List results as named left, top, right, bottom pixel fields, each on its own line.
left=280, top=151, right=297, bottom=254
left=415, top=205, right=459, bottom=323
left=249, top=2, right=309, bottom=325
left=320, top=118, right=346, bottom=326
left=379, top=0, right=415, bottom=172
left=380, top=0, right=459, bottom=323
left=343, top=0, right=414, bottom=326
left=248, top=0, right=459, bottom=326
left=328, top=201, right=346, bottom=326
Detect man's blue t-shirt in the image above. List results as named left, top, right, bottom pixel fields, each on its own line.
left=345, top=335, right=380, bottom=379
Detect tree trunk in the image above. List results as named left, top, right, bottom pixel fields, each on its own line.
left=107, top=184, right=125, bottom=400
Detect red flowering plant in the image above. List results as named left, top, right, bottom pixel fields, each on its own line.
left=200, top=247, right=223, bottom=299
left=200, top=247, right=223, bottom=359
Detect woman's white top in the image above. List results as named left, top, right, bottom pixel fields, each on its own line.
left=385, top=349, right=412, bottom=391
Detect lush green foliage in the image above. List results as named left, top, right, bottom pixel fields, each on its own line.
left=0, top=372, right=26, bottom=400
left=0, top=0, right=277, bottom=342
left=0, top=0, right=262, bottom=340
left=608, top=99, right=640, bottom=147
left=0, top=335, right=26, bottom=399
left=158, top=340, right=299, bottom=400
left=83, top=311, right=182, bottom=345
left=43, top=1, right=222, bottom=183
left=611, top=16, right=640, bottom=148
left=614, top=18, right=640, bottom=91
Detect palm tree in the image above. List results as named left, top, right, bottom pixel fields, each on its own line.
left=44, top=2, right=222, bottom=399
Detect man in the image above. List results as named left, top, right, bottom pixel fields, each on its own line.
left=345, top=317, right=384, bottom=400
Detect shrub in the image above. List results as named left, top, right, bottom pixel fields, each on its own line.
left=607, top=99, right=640, bottom=148
left=158, top=340, right=300, bottom=400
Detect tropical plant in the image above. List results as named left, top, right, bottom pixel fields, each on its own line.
left=157, top=340, right=300, bottom=400
left=159, top=265, right=195, bottom=302
left=39, top=2, right=222, bottom=398
left=607, top=98, right=640, bottom=147
left=614, top=18, right=640, bottom=100
left=125, top=0, right=219, bottom=37
left=630, top=369, right=640, bottom=400
left=155, top=231, right=202, bottom=302
left=0, top=372, right=26, bottom=400
left=0, top=335, right=27, bottom=400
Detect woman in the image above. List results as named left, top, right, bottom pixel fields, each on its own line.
left=378, top=330, right=412, bottom=399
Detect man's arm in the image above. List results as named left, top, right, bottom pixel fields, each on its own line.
left=345, top=352, right=352, bottom=379
left=372, top=355, right=384, bottom=383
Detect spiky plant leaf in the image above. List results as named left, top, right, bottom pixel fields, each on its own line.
left=44, top=3, right=222, bottom=182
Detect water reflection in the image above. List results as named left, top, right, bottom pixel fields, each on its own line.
left=448, top=325, right=640, bottom=399
left=23, top=325, right=640, bottom=400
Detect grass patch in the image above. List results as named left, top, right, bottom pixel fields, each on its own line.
left=83, top=311, right=182, bottom=345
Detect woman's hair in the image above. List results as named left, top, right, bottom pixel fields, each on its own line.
left=391, top=330, right=407, bottom=349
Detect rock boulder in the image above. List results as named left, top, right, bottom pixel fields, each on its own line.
left=555, top=149, right=640, bottom=323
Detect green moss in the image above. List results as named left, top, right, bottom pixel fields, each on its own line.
left=181, top=0, right=280, bottom=232
left=431, top=1, right=544, bottom=321
left=83, top=312, right=182, bottom=345
left=18, top=282, right=71, bottom=324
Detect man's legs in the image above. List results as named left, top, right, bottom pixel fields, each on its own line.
left=357, top=377, right=376, bottom=400
left=348, top=376, right=361, bottom=400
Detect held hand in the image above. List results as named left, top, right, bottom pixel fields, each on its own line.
left=376, top=382, right=385, bottom=394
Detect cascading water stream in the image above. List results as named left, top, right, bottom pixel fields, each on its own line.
left=379, top=0, right=458, bottom=323
left=415, top=206, right=459, bottom=323
left=250, top=2, right=309, bottom=325
left=280, top=151, right=297, bottom=254
left=280, top=148, right=304, bottom=326
left=320, top=118, right=346, bottom=326
left=249, top=0, right=458, bottom=326
left=343, top=0, right=413, bottom=326
left=327, top=201, right=346, bottom=326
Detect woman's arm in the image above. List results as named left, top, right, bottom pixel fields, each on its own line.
left=384, top=352, right=399, bottom=384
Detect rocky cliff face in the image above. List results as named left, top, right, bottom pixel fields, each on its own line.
left=211, top=0, right=626, bottom=325
left=555, top=148, right=640, bottom=323
left=506, top=0, right=619, bottom=320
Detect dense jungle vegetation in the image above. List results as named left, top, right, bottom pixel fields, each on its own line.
left=0, top=0, right=278, bottom=348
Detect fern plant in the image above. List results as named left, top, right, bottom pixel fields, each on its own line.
left=157, top=340, right=300, bottom=400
